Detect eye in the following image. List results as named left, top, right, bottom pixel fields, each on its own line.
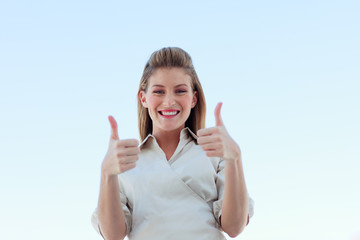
left=176, top=89, right=187, bottom=94
left=153, top=90, right=164, bottom=94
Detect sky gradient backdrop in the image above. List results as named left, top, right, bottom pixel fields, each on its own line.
left=1, top=1, right=359, bottom=240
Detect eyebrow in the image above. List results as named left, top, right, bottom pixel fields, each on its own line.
left=151, top=84, right=189, bottom=88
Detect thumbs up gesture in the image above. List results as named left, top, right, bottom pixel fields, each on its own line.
left=101, top=115, right=140, bottom=176
left=197, top=102, right=241, bottom=162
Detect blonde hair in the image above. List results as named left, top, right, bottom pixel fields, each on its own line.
left=137, top=47, right=206, bottom=141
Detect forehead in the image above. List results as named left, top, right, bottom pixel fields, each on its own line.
left=148, top=68, right=192, bottom=87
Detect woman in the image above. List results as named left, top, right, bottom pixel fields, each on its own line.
left=92, top=47, right=254, bottom=240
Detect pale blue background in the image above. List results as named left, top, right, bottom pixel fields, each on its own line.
left=0, top=1, right=359, bottom=240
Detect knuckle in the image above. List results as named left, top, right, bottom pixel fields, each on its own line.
left=129, top=139, right=139, bottom=146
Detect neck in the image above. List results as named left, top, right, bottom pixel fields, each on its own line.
left=153, top=127, right=183, bottom=160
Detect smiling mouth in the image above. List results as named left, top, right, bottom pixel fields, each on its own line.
left=159, top=111, right=180, bottom=116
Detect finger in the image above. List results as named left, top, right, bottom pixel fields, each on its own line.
left=119, top=155, right=139, bottom=164
left=200, top=142, right=222, bottom=151
left=108, top=115, right=119, bottom=140
left=197, top=135, right=221, bottom=145
left=120, top=162, right=137, bottom=172
left=117, top=139, right=140, bottom=148
left=197, top=126, right=221, bottom=137
left=205, top=150, right=222, bottom=158
left=214, top=102, right=224, bottom=127
left=117, top=146, right=140, bottom=156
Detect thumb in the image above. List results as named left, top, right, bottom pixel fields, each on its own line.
left=108, top=115, right=119, bottom=140
left=214, top=102, right=224, bottom=127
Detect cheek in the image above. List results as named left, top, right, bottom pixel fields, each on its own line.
left=146, top=97, right=160, bottom=111
left=182, top=96, right=195, bottom=108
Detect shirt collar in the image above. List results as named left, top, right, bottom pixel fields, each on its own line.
left=139, top=127, right=198, bottom=149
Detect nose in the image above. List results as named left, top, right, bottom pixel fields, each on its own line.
left=163, top=92, right=176, bottom=107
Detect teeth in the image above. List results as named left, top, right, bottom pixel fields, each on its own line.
left=161, top=111, right=178, bottom=116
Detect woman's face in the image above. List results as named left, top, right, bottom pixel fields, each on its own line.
left=140, top=68, right=197, bottom=135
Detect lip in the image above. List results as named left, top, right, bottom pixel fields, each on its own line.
left=159, top=109, right=179, bottom=112
left=158, top=109, right=180, bottom=118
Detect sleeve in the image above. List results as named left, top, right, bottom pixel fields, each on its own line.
left=91, top=188, right=133, bottom=237
left=212, top=158, right=255, bottom=225
left=119, top=182, right=133, bottom=234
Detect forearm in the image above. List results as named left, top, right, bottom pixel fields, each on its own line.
left=97, top=174, right=127, bottom=240
left=221, top=156, right=249, bottom=237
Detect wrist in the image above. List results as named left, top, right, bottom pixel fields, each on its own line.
left=225, top=156, right=242, bottom=166
left=225, top=146, right=242, bottom=163
left=101, top=173, right=118, bottom=185
left=101, top=165, right=117, bottom=181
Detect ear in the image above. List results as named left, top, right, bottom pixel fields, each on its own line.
left=191, top=91, right=198, bottom=108
left=139, top=90, right=148, bottom=108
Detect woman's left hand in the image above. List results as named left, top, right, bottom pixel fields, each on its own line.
left=197, top=102, right=241, bottom=162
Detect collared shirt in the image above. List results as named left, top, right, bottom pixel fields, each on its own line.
left=92, top=128, right=254, bottom=240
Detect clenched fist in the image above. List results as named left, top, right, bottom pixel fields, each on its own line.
left=101, top=115, right=140, bottom=177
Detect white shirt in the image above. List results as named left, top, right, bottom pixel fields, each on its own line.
left=92, top=128, right=254, bottom=240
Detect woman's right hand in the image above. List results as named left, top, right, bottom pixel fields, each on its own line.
left=101, top=115, right=140, bottom=177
